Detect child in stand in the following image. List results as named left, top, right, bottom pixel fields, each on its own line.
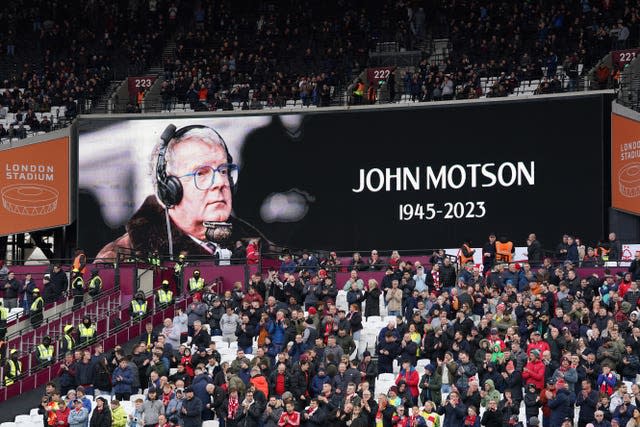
left=464, top=405, right=480, bottom=427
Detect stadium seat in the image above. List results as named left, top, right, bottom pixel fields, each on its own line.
left=336, top=291, right=348, bottom=311
left=212, top=335, right=226, bottom=347
left=374, top=380, right=393, bottom=396
left=120, top=400, right=133, bottom=414
left=349, top=341, right=358, bottom=360
left=366, top=316, right=382, bottom=323
left=30, top=415, right=43, bottom=424
left=28, top=409, right=39, bottom=417
left=1, top=422, right=17, bottom=427
left=416, top=359, right=430, bottom=371
left=130, top=394, right=144, bottom=403
left=14, top=415, right=30, bottom=424
left=202, top=421, right=219, bottom=427
left=228, top=341, right=238, bottom=351
left=377, top=373, right=395, bottom=382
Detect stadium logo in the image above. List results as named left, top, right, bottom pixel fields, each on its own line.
left=1, top=184, right=60, bottom=216
left=618, top=162, right=640, bottom=198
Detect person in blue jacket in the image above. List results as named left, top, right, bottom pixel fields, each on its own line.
left=112, top=358, right=134, bottom=401
left=548, top=379, right=576, bottom=427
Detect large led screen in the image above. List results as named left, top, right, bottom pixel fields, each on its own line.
left=78, top=95, right=608, bottom=258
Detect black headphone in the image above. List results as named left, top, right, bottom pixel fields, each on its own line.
left=156, top=124, right=234, bottom=208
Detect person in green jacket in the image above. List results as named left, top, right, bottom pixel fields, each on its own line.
left=419, top=364, right=442, bottom=406
left=480, top=378, right=501, bottom=409
left=110, top=400, right=128, bottom=427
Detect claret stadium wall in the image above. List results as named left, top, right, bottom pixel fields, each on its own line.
left=76, top=91, right=618, bottom=257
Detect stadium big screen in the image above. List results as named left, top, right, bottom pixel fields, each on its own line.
left=77, top=94, right=609, bottom=256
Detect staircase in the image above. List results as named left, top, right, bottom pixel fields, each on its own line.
left=89, top=80, right=124, bottom=114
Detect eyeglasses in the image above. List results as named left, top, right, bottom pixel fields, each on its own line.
left=178, top=163, right=238, bottom=190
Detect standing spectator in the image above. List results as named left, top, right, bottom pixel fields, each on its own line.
left=608, top=233, right=622, bottom=262
left=180, top=387, right=203, bottom=427
left=20, top=273, right=37, bottom=315
left=89, top=396, right=112, bottom=427
left=112, top=358, right=133, bottom=401
left=3, top=271, right=20, bottom=309
left=220, top=306, right=240, bottom=344
left=527, top=234, right=543, bottom=266
left=576, top=379, right=599, bottom=427
left=50, top=264, right=68, bottom=301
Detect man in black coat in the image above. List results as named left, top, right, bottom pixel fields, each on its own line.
left=182, top=387, right=204, bottom=427
left=376, top=332, right=400, bottom=374
left=527, top=233, right=543, bottom=266
left=238, top=390, right=263, bottom=427
left=302, top=399, right=326, bottom=427
left=289, top=360, right=311, bottom=409
left=50, top=264, right=68, bottom=301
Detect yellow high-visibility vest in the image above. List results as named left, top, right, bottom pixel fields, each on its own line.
left=131, top=300, right=147, bottom=316
left=30, top=297, right=43, bottom=312
left=189, top=277, right=204, bottom=292
left=37, top=344, right=54, bottom=361
left=63, top=334, right=75, bottom=350
left=5, top=359, right=22, bottom=385
left=89, top=276, right=102, bottom=291
left=157, top=289, right=173, bottom=304
left=78, top=324, right=95, bottom=339
left=72, top=277, right=85, bottom=290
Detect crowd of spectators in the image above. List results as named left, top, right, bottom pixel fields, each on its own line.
left=158, top=0, right=418, bottom=110
left=0, top=0, right=173, bottom=132
left=396, top=0, right=637, bottom=102
left=16, top=230, right=640, bottom=427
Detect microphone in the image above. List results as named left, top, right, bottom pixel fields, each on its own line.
left=203, top=221, right=233, bottom=243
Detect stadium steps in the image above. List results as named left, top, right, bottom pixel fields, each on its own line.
left=89, top=80, right=124, bottom=114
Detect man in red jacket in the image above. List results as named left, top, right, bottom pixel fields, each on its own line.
left=522, top=349, right=545, bottom=391
left=278, top=401, right=300, bottom=427
left=526, top=330, right=550, bottom=356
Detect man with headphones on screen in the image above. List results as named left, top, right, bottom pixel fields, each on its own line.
left=96, top=124, right=269, bottom=262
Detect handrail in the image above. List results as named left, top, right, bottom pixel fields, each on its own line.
left=0, top=295, right=192, bottom=400
left=4, top=285, right=122, bottom=342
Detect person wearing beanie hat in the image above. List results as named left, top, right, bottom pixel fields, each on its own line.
left=419, top=363, right=442, bottom=406
left=523, top=348, right=545, bottom=391
left=547, top=376, right=573, bottom=427
left=89, top=396, right=112, bottom=426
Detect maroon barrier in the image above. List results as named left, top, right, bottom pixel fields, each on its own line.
left=3, top=264, right=127, bottom=330
left=0, top=297, right=190, bottom=402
